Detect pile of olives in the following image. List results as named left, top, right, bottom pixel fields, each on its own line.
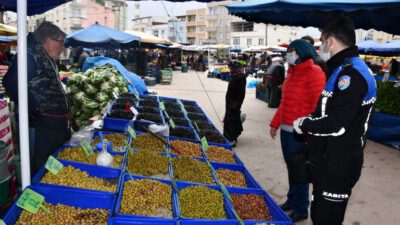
left=172, top=156, right=214, bottom=184
left=131, top=134, right=166, bottom=153
left=41, top=166, right=117, bottom=192
left=15, top=203, right=109, bottom=225
left=120, top=179, right=172, bottom=218
left=127, top=151, right=169, bottom=179
left=206, top=146, right=236, bottom=164
left=57, top=146, right=123, bottom=168
left=216, top=168, right=247, bottom=188
left=179, top=185, right=226, bottom=219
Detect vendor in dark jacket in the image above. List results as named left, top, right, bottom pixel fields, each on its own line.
left=293, top=16, right=377, bottom=225
left=3, top=21, right=71, bottom=176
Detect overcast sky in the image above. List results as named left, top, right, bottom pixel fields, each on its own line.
left=126, top=1, right=206, bottom=29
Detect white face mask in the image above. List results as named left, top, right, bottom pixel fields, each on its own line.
left=286, top=52, right=298, bottom=65
left=319, top=40, right=331, bottom=62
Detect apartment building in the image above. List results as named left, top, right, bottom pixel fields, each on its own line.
left=168, top=18, right=187, bottom=44
left=185, top=8, right=207, bottom=45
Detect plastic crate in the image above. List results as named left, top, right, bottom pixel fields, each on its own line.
left=3, top=185, right=116, bottom=225
left=195, top=128, right=231, bottom=148
left=168, top=137, right=206, bottom=159
left=32, top=160, right=122, bottom=194
left=180, top=221, right=238, bottom=225
left=103, top=115, right=134, bottom=132
left=115, top=175, right=177, bottom=220
left=92, top=131, right=129, bottom=153
left=125, top=151, right=171, bottom=180
left=204, top=143, right=244, bottom=166
left=53, top=145, right=127, bottom=170
left=210, top=162, right=261, bottom=189
left=110, top=218, right=177, bottom=225
left=226, top=187, right=292, bottom=223
left=175, top=181, right=236, bottom=221
left=169, top=126, right=199, bottom=142
left=129, top=130, right=168, bottom=152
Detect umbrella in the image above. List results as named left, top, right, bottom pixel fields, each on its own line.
left=124, top=30, right=172, bottom=45
left=226, top=0, right=400, bottom=35
left=0, top=35, right=17, bottom=46
left=0, top=23, right=17, bottom=36
left=0, top=0, right=71, bottom=16
left=65, top=22, right=140, bottom=48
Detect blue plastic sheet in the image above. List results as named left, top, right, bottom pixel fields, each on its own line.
left=82, top=56, right=148, bottom=95
left=367, top=112, right=400, bottom=146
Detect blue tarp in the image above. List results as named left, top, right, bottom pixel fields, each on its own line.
left=226, top=0, right=400, bottom=35
left=368, top=112, right=400, bottom=146
left=82, top=57, right=148, bottom=95
left=0, top=0, right=70, bottom=16
left=358, top=40, right=400, bottom=56
left=66, top=23, right=140, bottom=48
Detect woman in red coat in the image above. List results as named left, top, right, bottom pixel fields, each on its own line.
left=270, top=39, right=326, bottom=222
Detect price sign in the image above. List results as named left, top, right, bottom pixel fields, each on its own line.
left=17, top=189, right=48, bottom=214
left=45, top=156, right=63, bottom=175
left=201, top=137, right=209, bottom=150
left=128, top=126, right=137, bottom=139
left=0, top=219, right=6, bottom=225
left=80, top=140, right=94, bottom=156
left=169, top=118, right=176, bottom=129
left=193, top=122, right=200, bottom=130
left=159, top=102, right=166, bottom=111
left=130, top=106, right=138, bottom=115
left=112, top=91, right=119, bottom=99
left=164, top=111, right=170, bottom=119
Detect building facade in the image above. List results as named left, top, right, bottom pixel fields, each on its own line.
left=27, top=0, right=117, bottom=34
left=230, top=16, right=299, bottom=48
left=168, top=18, right=187, bottom=44
left=185, top=8, right=207, bottom=45
left=206, top=0, right=238, bottom=45
left=132, top=16, right=169, bottom=33
left=105, top=0, right=128, bottom=31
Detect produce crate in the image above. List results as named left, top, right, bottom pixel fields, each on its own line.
left=210, top=162, right=262, bottom=189
left=225, top=187, right=292, bottom=223
left=103, top=115, right=134, bottom=132
left=53, top=145, right=127, bottom=170
left=3, top=185, right=116, bottom=225
left=170, top=156, right=217, bottom=186
left=110, top=218, right=177, bottom=225
left=161, top=69, right=173, bottom=85
left=175, top=181, right=236, bottom=221
left=195, top=128, right=231, bottom=148
left=92, top=131, right=129, bottom=153
left=204, top=143, right=244, bottom=165
left=32, top=160, right=122, bottom=194
left=169, top=126, right=199, bottom=142
left=180, top=221, right=238, bottom=225
left=168, top=137, right=206, bottom=159
left=115, top=175, right=178, bottom=220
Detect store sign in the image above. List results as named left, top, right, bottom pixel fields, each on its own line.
left=16, top=189, right=47, bottom=214
left=45, top=156, right=63, bottom=175
left=80, top=140, right=94, bottom=156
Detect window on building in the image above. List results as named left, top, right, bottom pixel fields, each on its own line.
left=277, top=39, right=281, bottom=43
left=247, top=38, right=252, bottom=46
left=198, top=26, right=204, bottom=32
left=198, top=15, right=205, bottom=21
left=258, top=38, right=264, bottom=46
left=231, top=22, right=254, bottom=32
left=161, top=30, right=165, bottom=36
left=233, top=37, right=240, bottom=46
left=274, top=26, right=277, bottom=31
left=154, top=30, right=159, bottom=37
left=72, top=8, right=81, bottom=17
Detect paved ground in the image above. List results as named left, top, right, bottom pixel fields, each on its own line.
left=152, top=70, right=400, bottom=225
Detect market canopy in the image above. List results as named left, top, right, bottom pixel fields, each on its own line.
left=0, top=35, right=17, bottom=46
left=0, top=23, right=17, bottom=36
left=124, top=30, right=172, bottom=45
left=0, top=0, right=70, bottom=16
left=358, top=40, right=400, bottom=56
left=226, top=0, right=400, bottom=35
left=65, top=22, right=140, bottom=48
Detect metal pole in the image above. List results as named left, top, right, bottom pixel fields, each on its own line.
left=17, top=0, right=31, bottom=189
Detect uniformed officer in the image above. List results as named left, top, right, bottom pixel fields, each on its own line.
left=292, top=16, right=377, bottom=225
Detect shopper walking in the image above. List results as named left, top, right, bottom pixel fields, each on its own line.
left=270, top=39, right=326, bottom=222
left=3, top=21, right=71, bottom=176
left=223, top=60, right=247, bottom=147
left=293, top=16, right=377, bottom=225
left=265, top=57, right=285, bottom=108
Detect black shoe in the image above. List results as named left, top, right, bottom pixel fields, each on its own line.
left=288, top=212, right=308, bottom=223
left=229, top=139, right=237, bottom=148
left=279, top=203, right=292, bottom=211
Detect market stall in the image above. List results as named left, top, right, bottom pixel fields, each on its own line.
left=203, top=45, right=231, bottom=80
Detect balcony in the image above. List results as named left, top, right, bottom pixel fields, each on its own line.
left=207, top=27, right=217, bottom=32
left=187, top=21, right=196, bottom=27
left=70, top=17, right=83, bottom=27
left=207, top=14, right=217, bottom=20
left=187, top=32, right=196, bottom=38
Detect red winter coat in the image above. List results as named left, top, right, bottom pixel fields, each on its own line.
left=270, top=59, right=326, bottom=129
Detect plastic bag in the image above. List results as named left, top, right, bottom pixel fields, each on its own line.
left=148, top=124, right=169, bottom=137
left=68, top=126, right=94, bottom=145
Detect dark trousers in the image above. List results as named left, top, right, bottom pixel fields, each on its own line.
left=280, top=130, right=309, bottom=216
left=310, top=170, right=357, bottom=225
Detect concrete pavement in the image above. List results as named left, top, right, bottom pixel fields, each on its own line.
left=152, top=69, right=400, bottom=225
